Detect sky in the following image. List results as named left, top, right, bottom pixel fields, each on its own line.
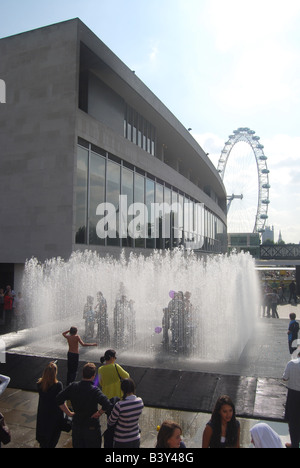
left=1, top=0, right=300, bottom=243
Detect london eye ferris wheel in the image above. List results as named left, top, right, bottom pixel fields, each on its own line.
left=217, top=127, right=270, bottom=235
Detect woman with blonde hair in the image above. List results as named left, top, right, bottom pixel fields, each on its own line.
left=36, top=361, right=64, bottom=448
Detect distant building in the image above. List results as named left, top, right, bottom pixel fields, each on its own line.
left=228, top=233, right=260, bottom=258
left=262, top=225, right=274, bottom=244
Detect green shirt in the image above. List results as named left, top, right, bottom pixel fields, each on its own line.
left=98, top=363, right=129, bottom=399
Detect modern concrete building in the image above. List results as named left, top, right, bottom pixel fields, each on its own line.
left=0, top=18, right=227, bottom=289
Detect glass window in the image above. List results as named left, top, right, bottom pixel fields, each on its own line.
left=178, top=194, right=184, bottom=246
left=155, top=183, right=164, bottom=250
left=124, top=105, right=128, bottom=138
left=190, top=201, right=195, bottom=243
left=132, top=111, right=137, bottom=145
left=195, top=203, right=200, bottom=248
left=106, top=160, right=121, bottom=246
left=121, top=166, right=134, bottom=247
left=76, top=139, right=226, bottom=253
left=127, top=107, right=132, bottom=142
left=75, top=146, right=89, bottom=244
left=124, top=105, right=156, bottom=156
left=184, top=198, right=191, bottom=244
left=134, top=172, right=145, bottom=248
left=146, top=178, right=155, bottom=248
left=134, top=172, right=146, bottom=248
left=89, top=152, right=106, bottom=245
left=164, top=187, right=171, bottom=249
left=124, top=116, right=127, bottom=138
left=147, top=124, right=151, bottom=154
left=143, top=120, right=147, bottom=151
left=151, top=126, right=156, bottom=156
left=138, top=116, right=142, bottom=148
left=171, top=191, right=179, bottom=247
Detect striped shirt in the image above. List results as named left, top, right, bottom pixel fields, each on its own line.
left=107, top=395, right=144, bottom=443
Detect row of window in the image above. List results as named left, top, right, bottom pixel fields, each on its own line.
left=75, top=139, right=226, bottom=252
left=124, top=104, right=156, bottom=156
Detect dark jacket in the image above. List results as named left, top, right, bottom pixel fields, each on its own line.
left=56, top=380, right=112, bottom=426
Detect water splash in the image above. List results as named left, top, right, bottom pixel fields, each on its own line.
left=22, top=248, right=260, bottom=361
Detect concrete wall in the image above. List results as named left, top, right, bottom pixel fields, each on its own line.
left=88, top=72, right=125, bottom=136
left=0, top=20, right=79, bottom=263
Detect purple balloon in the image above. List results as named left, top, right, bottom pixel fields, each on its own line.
left=155, top=327, right=162, bottom=334
left=169, top=290, right=175, bottom=299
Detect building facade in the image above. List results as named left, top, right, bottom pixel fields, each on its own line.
left=228, top=233, right=260, bottom=258
left=0, top=19, right=227, bottom=288
left=262, top=225, right=274, bottom=244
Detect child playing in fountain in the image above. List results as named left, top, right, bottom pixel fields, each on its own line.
left=62, top=327, right=97, bottom=386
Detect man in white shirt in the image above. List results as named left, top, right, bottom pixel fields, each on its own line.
left=283, top=353, right=300, bottom=448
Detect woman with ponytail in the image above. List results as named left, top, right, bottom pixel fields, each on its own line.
left=107, top=378, right=144, bottom=448
left=98, top=349, right=129, bottom=399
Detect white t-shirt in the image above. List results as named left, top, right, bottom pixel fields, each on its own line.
left=283, top=358, right=300, bottom=391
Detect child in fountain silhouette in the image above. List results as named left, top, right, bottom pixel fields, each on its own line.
left=83, top=296, right=96, bottom=339
left=62, top=327, right=97, bottom=385
left=95, top=291, right=110, bottom=346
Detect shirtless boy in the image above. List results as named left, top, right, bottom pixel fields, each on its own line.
left=62, top=327, right=97, bottom=385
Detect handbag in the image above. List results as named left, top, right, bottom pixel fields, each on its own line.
left=0, top=412, right=11, bottom=445
left=103, top=396, right=120, bottom=448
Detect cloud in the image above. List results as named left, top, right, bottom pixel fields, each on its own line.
left=211, top=45, right=298, bottom=112
left=149, top=42, right=159, bottom=63
left=206, top=0, right=300, bottom=52
left=203, top=0, right=300, bottom=113
left=192, top=132, right=224, bottom=168
left=131, top=39, right=161, bottom=80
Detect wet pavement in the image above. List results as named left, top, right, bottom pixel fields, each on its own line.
left=0, top=386, right=291, bottom=448
left=0, top=303, right=297, bottom=448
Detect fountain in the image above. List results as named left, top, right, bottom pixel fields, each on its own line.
left=3, top=249, right=289, bottom=421
left=21, top=248, right=260, bottom=366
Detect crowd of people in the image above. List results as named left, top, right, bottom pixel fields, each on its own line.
left=1, top=311, right=300, bottom=449
left=162, top=290, right=196, bottom=355
left=1, top=350, right=298, bottom=449
left=82, top=286, right=136, bottom=350
left=82, top=287, right=197, bottom=357
left=260, top=280, right=298, bottom=319
left=0, top=285, right=25, bottom=334
left=1, top=278, right=300, bottom=449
